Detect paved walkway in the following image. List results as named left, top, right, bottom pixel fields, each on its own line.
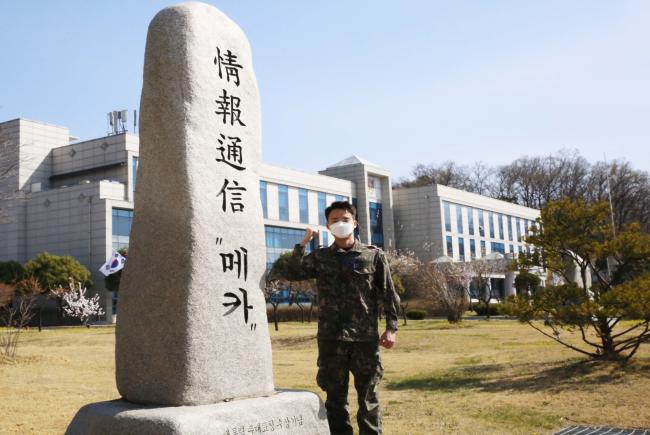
left=555, top=427, right=649, bottom=435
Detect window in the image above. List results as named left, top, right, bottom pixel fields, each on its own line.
left=479, top=210, right=485, bottom=237
left=278, top=185, right=289, bottom=221
left=488, top=211, right=495, bottom=238
left=515, top=217, right=521, bottom=242
left=456, top=205, right=464, bottom=234
left=444, top=201, right=451, bottom=232
left=322, top=231, right=329, bottom=247
left=480, top=240, right=486, bottom=256
left=498, top=214, right=505, bottom=240
left=446, top=235, right=453, bottom=258
left=369, top=202, right=384, bottom=247
left=259, top=181, right=268, bottom=219
left=264, top=225, right=314, bottom=270
left=470, top=239, right=477, bottom=259
left=458, top=237, right=465, bottom=261
left=491, top=242, right=505, bottom=254
left=507, top=216, right=513, bottom=241
left=468, top=208, right=475, bottom=236
left=112, top=208, right=133, bottom=250
left=318, top=192, right=327, bottom=226
left=299, top=188, right=309, bottom=223
left=335, top=194, right=345, bottom=202
left=132, top=156, right=139, bottom=198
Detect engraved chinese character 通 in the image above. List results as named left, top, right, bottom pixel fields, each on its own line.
left=216, top=134, right=245, bottom=171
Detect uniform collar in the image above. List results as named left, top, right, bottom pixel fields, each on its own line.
left=330, top=239, right=363, bottom=254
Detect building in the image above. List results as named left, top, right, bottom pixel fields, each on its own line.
left=1, top=117, right=543, bottom=318
left=393, top=184, right=542, bottom=299
left=0, top=118, right=394, bottom=320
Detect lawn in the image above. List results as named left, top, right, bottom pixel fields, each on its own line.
left=1, top=319, right=649, bottom=434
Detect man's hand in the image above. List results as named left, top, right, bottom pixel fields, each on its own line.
left=300, top=228, right=318, bottom=247
left=380, top=330, right=396, bottom=349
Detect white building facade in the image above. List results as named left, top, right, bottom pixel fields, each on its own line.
left=0, top=119, right=394, bottom=319
left=393, top=184, right=542, bottom=299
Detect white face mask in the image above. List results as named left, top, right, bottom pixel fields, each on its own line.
left=329, top=220, right=355, bottom=238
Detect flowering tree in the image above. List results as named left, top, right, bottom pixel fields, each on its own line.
left=57, top=280, right=105, bottom=327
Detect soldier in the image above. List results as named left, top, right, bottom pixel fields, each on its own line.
left=286, top=201, right=400, bottom=435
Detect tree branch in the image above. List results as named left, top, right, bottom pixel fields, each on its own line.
left=527, top=321, right=599, bottom=358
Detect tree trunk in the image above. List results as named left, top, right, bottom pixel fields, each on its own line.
left=272, top=302, right=279, bottom=331
left=401, top=302, right=408, bottom=326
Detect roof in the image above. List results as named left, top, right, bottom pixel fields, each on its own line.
left=327, top=155, right=381, bottom=169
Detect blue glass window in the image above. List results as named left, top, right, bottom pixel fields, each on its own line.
left=489, top=211, right=495, bottom=238
left=322, top=231, right=329, bottom=247
left=470, top=239, right=476, bottom=259
left=491, top=242, right=505, bottom=254
left=498, top=214, right=505, bottom=240
left=456, top=205, right=464, bottom=234
left=446, top=235, right=453, bottom=258
left=515, top=217, right=521, bottom=242
left=507, top=216, right=513, bottom=241
left=278, top=185, right=289, bottom=221
left=478, top=210, right=485, bottom=237
left=299, top=188, right=309, bottom=224
left=480, top=240, right=486, bottom=256
left=264, top=225, right=314, bottom=270
left=369, top=202, right=384, bottom=247
left=468, top=208, right=475, bottom=236
left=335, top=194, right=345, bottom=202
left=318, top=192, right=327, bottom=225
left=132, top=156, right=139, bottom=198
left=509, top=244, right=514, bottom=254
left=443, top=201, right=451, bottom=232
left=458, top=237, right=465, bottom=261
left=259, top=181, right=268, bottom=219
left=112, top=208, right=133, bottom=250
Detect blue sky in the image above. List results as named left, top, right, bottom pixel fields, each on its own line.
left=1, top=1, right=649, bottom=179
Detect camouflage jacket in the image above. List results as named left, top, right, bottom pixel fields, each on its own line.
left=287, top=240, right=400, bottom=342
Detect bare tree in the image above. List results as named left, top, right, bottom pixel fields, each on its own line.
left=420, top=260, right=472, bottom=322
left=0, top=277, right=42, bottom=360
left=468, top=256, right=509, bottom=319
left=262, top=271, right=284, bottom=331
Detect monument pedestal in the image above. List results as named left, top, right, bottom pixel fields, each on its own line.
left=66, top=389, right=329, bottom=435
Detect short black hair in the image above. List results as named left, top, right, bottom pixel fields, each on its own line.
left=325, top=201, right=357, bottom=221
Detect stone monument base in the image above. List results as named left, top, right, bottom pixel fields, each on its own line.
left=66, top=389, right=329, bottom=435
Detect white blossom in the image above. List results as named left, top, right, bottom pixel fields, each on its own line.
left=61, top=280, right=105, bottom=326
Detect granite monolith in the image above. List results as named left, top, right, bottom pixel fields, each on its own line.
left=66, top=2, right=329, bottom=433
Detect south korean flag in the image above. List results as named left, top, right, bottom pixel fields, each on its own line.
left=99, top=250, right=127, bottom=276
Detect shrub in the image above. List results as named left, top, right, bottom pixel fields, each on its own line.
left=472, top=304, right=503, bottom=316
left=405, top=309, right=427, bottom=320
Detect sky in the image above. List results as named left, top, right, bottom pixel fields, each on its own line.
left=1, top=1, right=649, bottom=180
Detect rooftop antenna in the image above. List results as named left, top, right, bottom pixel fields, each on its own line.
left=107, top=110, right=129, bottom=135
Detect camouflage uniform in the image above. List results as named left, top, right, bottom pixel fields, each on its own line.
left=287, top=240, right=400, bottom=435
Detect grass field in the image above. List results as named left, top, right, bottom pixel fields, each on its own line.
left=1, top=319, right=649, bottom=434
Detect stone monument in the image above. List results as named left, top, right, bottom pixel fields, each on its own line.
left=66, top=2, right=329, bottom=433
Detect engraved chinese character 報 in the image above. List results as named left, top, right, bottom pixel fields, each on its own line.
left=215, top=89, right=246, bottom=126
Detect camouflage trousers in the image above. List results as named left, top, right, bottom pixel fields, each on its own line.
left=316, top=340, right=384, bottom=435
